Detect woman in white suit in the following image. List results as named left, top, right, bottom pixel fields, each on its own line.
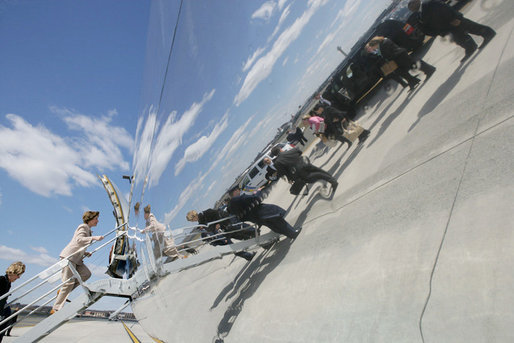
left=51, top=211, right=104, bottom=313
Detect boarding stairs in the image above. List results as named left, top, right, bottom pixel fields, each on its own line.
left=1, top=217, right=279, bottom=342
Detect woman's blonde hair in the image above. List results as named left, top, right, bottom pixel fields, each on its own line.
left=186, top=210, right=198, bottom=221
left=6, top=261, right=25, bottom=275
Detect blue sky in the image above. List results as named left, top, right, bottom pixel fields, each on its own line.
left=0, top=0, right=389, bottom=309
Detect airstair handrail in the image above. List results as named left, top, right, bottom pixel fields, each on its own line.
left=0, top=276, right=73, bottom=329
left=172, top=222, right=259, bottom=250
left=0, top=223, right=126, bottom=303
left=168, top=215, right=238, bottom=239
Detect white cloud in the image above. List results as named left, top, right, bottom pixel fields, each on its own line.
left=0, top=111, right=132, bottom=197
left=251, top=1, right=276, bottom=21
left=133, top=90, right=215, bottom=187
left=282, top=56, right=289, bottom=66
left=31, top=246, right=49, bottom=254
left=269, top=4, right=291, bottom=42
left=52, top=107, right=133, bottom=171
left=0, top=245, right=58, bottom=267
left=132, top=107, right=159, bottom=186
left=164, top=116, right=254, bottom=224
left=242, top=47, right=266, bottom=72
left=315, top=30, right=337, bottom=55
left=342, top=0, right=362, bottom=18
left=164, top=172, right=208, bottom=224
left=174, top=112, right=229, bottom=176
left=234, top=0, right=328, bottom=106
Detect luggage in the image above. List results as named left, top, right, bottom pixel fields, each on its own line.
left=343, top=121, right=365, bottom=142
left=380, top=60, right=398, bottom=76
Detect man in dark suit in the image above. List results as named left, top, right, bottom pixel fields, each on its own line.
left=227, top=186, right=301, bottom=239
left=365, top=36, right=436, bottom=91
left=408, top=0, right=495, bottom=62
left=186, top=209, right=255, bottom=261
left=270, top=146, right=338, bottom=197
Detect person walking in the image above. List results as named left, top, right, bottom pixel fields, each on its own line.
left=0, top=262, right=25, bottom=342
left=227, top=186, right=301, bottom=239
left=50, top=211, right=104, bottom=313
left=186, top=209, right=255, bottom=261
left=142, top=205, right=184, bottom=262
left=365, top=36, right=435, bottom=90
left=408, top=0, right=495, bottom=62
left=312, top=105, right=370, bottom=146
left=270, top=146, right=338, bottom=196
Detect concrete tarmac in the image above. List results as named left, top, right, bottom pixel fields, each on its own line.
left=228, top=2, right=514, bottom=342
left=3, top=317, right=154, bottom=342
left=7, top=1, right=513, bottom=342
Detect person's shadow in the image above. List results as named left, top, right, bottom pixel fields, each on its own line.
left=366, top=86, right=419, bottom=147
left=408, top=55, right=475, bottom=132
left=212, top=238, right=292, bottom=342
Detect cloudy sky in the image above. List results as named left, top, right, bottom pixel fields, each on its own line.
left=0, top=0, right=390, bottom=309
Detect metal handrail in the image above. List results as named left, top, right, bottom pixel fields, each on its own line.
left=172, top=223, right=258, bottom=248
left=0, top=224, right=129, bottom=333
left=169, top=215, right=238, bottom=239
left=0, top=276, right=73, bottom=328
left=0, top=223, right=126, bottom=303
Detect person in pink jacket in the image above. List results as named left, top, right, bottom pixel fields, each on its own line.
left=51, top=211, right=104, bottom=313
left=302, top=114, right=325, bottom=134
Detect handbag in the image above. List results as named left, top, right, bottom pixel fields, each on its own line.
left=380, top=60, right=398, bottom=76
left=342, top=121, right=365, bottom=142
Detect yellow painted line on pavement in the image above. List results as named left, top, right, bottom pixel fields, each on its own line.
left=150, top=337, right=165, bottom=343
left=121, top=320, right=141, bottom=343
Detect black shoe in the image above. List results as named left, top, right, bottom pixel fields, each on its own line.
left=331, top=181, right=338, bottom=195
left=244, top=252, right=256, bottom=261
left=423, top=65, right=435, bottom=80
left=292, top=226, right=302, bottom=238
left=479, top=28, right=496, bottom=49
left=358, top=130, right=370, bottom=143
left=408, top=78, right=420, bottom=91
left=460, top=47, right=476, bottom=63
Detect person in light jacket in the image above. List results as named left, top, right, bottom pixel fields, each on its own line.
left=142, top=205, right=183, bottom=262
left=51, top=211, right=104, bottom=313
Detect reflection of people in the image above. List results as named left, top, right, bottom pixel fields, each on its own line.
left=263, top=157, right=278, bottom=182
left=312, top=105, right=370, bottom=145
left=227, top=186, right=301, bottom=239
left=0, top=261, right=25, bottom=342
left=186, top=210, right=255, bottom=261
left=270, top=146, right=338, bottom=196
left=408, top=0, right=495, bottom=62
left=365, top=36, right=435, bottom=90
left=286, top=127, right=308, bottom=146
left=52, top=211, right=104, bottom=314
left=142, top=205, right=183, bottom=262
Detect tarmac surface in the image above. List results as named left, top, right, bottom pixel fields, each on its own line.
left=131, top=1, right=513, bottom=342
left=3, top=316, right=153, bottom=342
left=6, top=0, right=513, bottom=342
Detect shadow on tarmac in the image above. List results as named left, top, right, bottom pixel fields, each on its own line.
left=409, top=53, right=475, bottom=132
left=213, top=239, right=292, bottom=342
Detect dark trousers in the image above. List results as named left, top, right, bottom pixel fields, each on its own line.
left=301, top=164, right=337, bottom=185
left=255, top=204, right=298, bottom=239
left=451, top=18, right=494, bottom=51
left=0, top=307, right=14, bottom=342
